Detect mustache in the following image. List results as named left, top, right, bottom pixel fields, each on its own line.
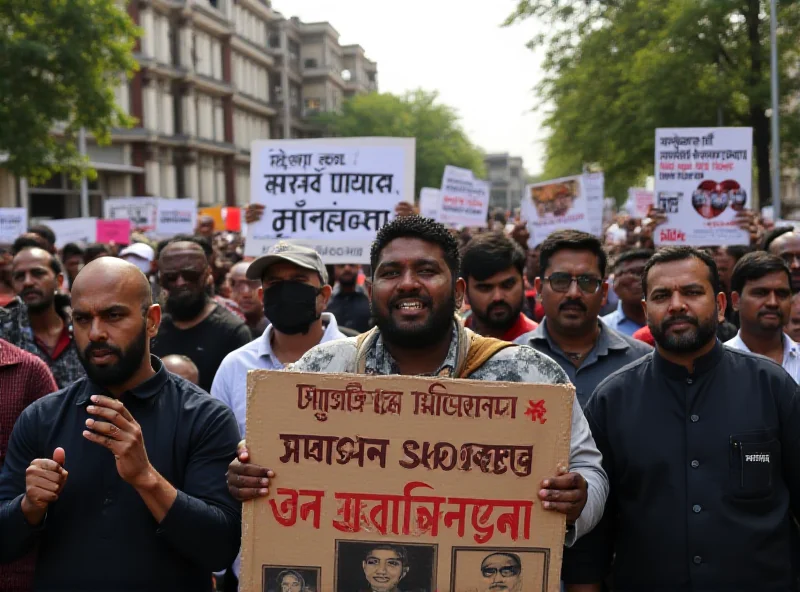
left=487, top=301, right=513, bottom=313
left=663, top=315, right=699, bottom=329
left=82, top=341, right=123, bottom=359
left=759, top=309, right=784, bottom=319
left=559, top=299, right=587, bottom=312
left=20, top=288, right=43, bottom=297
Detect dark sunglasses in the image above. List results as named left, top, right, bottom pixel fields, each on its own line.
left=160, top=269, right=204, bottom=284
left=482, top=566, right=520, bottom=578
left=543, top=272, right=602, bottom=294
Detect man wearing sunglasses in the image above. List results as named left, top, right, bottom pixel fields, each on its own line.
left=151, top=237, right=251, bottom=392
left=479, top=552, right=522, bottom=592
left=516, top=231, right=651, bottom=409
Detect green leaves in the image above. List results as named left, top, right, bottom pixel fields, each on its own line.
left=314, top=90, right=486, bottom=197
left=0, top=0, right=139, bottom=183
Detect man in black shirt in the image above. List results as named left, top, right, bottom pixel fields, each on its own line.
left=574, top=246, right=800, bottom=591
left=0, top=257, right=241, bottom=591
left=325, top=263, right=371, bottom=334
left=152, top=237, right=251, bottom=391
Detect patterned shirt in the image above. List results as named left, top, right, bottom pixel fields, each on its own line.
left=0, top=338, right=58, bottom=592
left=292, top=321, right=609, bottom=546
left=0, top=299, right=85, bottom=390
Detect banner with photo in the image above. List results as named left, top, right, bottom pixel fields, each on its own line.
left=240, top=371, right=573, bottom=592
left=521, top=175, right=591, bottom=247
left=245, top=137, right=415, bottom=264
left=654, top=127, right=752, bottom=246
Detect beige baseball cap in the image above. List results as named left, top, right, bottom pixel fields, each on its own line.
left=246, top=241, right=328, bottom=284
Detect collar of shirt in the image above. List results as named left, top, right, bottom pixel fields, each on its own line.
left=33, top=321, right=72, bottom=361
left=726, top=330, right=800, bottom=367
left=257, top=312, right=343, bottom=368
left=502, top=313, right=538, bottom=341
left=0, top=340, right=25, bottom=367
left=526, top=318, right=631, bottom=361
left=365, top=321, right=460, bottom=376
left=75, top=354, right=167, bottom=405
left=653, top=338, right=725, bottom=379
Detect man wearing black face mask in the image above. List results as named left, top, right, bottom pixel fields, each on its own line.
left=210, top=241, right=346, bottom=584
left=151, top=238, right=251, bottom=392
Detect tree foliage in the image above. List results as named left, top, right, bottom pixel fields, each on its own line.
left=507, top=0, right=800, bottom=202
left=0, top=0, right=139, bottom=182
left=314, top=90, right=486, bottom=197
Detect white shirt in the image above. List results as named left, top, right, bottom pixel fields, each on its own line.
left=725, top=331, right=800, bottom=384
left=210, top=312, right=347, bottom=438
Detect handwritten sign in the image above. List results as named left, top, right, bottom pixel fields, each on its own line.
left=0, top=208, right=26, bottom=244
left=96, top=219, right=131, bottom=244
left=245, top=137, right=415, bottom=264
left=654, top=127, right=752, bottom=246
left=419, top=187, right=442, bottom=221
left=438, top=166, right=490, bottom=227
left=240, top=371, right=573, bottom=592
left=46, top=218, right=98, bottom=248
left=521, top=175, right=591, bottom=247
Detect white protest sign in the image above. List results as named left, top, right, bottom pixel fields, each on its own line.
left=246, top=137, right=415, bottom=263
left=438, top=166, right=490, bottom=227
left=521, top=174, right=591, bottom=247
left=627, top=188, right=654, bottom=218
left=155, top=198, right=197, bottom=238
left=654, top=127, right=752, bottom=246
left=583, top=172, right=605, bottom=237
left=0, top=208, right=26, bottom=244
left=47, top=218, right=98, bottom=248
left=104, top=197, right=159, bottom=233
left=418, top=187, right=442, bottom=220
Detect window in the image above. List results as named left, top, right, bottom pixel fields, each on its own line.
left=269, top=34, right=280, bottom=48
left=304, top=58, right=318, bottom=69
left=304, top=98, right=321, bottom=113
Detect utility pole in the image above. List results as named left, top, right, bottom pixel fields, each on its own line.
left=770, top=0, right=781, bottom=218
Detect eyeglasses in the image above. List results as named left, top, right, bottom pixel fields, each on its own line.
left=160, top=269, right=204, bottom=284
left=481, top=566, right=520, bottom=578
left=543, top=272, right=603, bottom=294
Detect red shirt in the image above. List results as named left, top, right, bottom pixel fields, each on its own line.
left=633, top=325, right=656, bottom=346
left=0, top=338, right=58, bottom=591
left=33, top=321, right=72, bottom=361
left=525, top=288, right=545, bottom=322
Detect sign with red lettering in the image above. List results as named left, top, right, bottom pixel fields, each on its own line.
left=240, top=372, right=574, bottom=592
left=654, top=127, right=752, bottom=246
left=438, top=166, right=491, bottom=228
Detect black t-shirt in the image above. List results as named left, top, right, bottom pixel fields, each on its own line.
left=152, top=304, right=252, bottom=392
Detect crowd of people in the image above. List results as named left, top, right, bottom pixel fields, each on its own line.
left=0, top=199, right=799, bottom=591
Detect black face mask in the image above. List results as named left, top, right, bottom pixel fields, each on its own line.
left=264, top=281, right=321, bottom=335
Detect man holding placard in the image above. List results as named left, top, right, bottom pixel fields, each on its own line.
left=227, top=217, right=608, bottom=553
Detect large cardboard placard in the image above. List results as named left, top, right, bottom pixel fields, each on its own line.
left=245, top=137, right=415, bottom=263
left=654, top=127, right=752, bottom=246
left=241, top=371, right=574, bottom=592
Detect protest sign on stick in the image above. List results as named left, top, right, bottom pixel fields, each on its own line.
left=240, top=371, right=573, bottom=592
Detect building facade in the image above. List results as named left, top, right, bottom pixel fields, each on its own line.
left=0, top=0, right=378, bottom=217
left=484, top=153, right=527, bottom=212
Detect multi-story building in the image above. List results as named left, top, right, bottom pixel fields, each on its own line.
left=0, top=0, right=378, bottom=218
left=484, top=153, right=527, bottom=212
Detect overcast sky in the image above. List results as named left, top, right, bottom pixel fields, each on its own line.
left=274, top=0, right=549, bottom=176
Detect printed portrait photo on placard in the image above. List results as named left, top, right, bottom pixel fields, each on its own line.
left=450, top=547, right=551, bottom=592
left=334, top=540, right=437, bottom=592
left=262, top=565, right=321, bottom=592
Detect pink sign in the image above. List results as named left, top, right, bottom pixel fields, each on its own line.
left=96, top=219, right=131, bottom=244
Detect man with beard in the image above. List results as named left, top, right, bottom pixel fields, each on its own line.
left=151, top=238, right=251, bottom=392
left=226, top=217, right=608, bottom=552
left=325, top=263, right=371, bottom=333
left=568, top=246, right=800, bottom=591
left=724, top=252, right=800, bottom=382
left=515, top=231, right=651, bottom=408
left=0, top=247, right=85, bottom=389
left=768, top=229, right=800, bottom=292
left=479, top=552, right=522, bottom=592
left=0, top=257, right=241, bottom=590
left=601, top=249, right=652, bottom=336
left=460, top=232, right=538, bottom=341
left=227, top=261, right=269, bottom=339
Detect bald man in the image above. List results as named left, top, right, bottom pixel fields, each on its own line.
left=162, top=354, right=200, bottom=385
left=0, top=247, right=84, bottom=388
left=0, top=258, right=241, bottom=591
left=227, top=261, right=268, bottom=339
left=769, top=231, right=800, bottom=292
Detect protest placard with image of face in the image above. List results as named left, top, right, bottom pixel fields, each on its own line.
left=239, top=371, right=573, bottom=592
